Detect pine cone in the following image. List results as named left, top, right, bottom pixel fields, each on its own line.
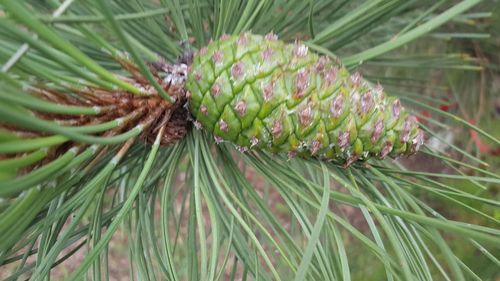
left=186, top=33, right=424, bottom=165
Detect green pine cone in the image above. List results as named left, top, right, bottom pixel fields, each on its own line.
left=186, top=33, right=424, bottom=165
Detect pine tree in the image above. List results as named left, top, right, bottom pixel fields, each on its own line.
left=0, top=1, right=498, bottom=280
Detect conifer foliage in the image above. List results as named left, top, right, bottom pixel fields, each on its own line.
left=0, top=1, right=498, bottom=280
